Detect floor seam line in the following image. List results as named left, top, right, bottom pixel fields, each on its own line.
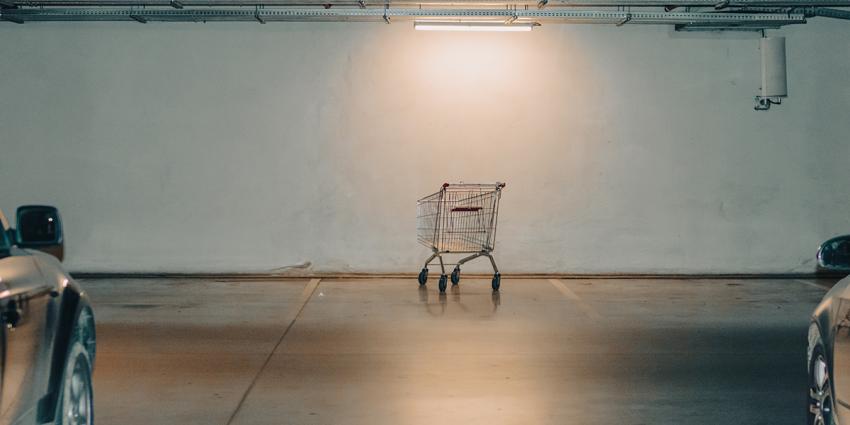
left=548, top=278, right=602, bottom=320
left=793, top=278, right=830, bottom=291
left=224, top=278, right=321, bottom=425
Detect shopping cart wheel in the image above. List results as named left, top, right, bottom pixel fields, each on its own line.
left=418, top=268, right=428, bottom=285
left=451, top=267, right=460, bottom=285
left=491, top=273, right=501, bottom=291
left=439, top=275, right=448, bottom=293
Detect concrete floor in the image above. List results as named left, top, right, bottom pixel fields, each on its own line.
left=84, top=277, right=833, bottom=425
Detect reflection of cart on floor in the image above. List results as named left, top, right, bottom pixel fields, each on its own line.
left=416, top=182, right=506, bottom=293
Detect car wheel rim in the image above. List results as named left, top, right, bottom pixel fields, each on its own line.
left=64, top=355, right=92, bottom=425
left=810, top=354, right=833, bottom=425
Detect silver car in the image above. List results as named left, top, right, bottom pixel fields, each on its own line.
left=0, top=206, right=96, bottom=425
left=808, top=235, right=850, bottom=425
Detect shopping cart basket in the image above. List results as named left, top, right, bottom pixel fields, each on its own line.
left=416, top=182, right=506, bottom=292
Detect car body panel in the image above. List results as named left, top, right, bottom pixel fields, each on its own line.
left=835, top=297, right=850, bottom=418
left=811, top=276, right=850, bottom=424
left=0, top=252, right=58, bottom=424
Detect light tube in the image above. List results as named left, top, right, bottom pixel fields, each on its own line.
left=414, top=21, right=535, bottom=32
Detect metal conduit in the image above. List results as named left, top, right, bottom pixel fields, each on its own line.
left=0, top=6, right=809, bottom=26
left=734, top=5, right=850, bottom=19
left=1, top=0, right=849, bottom=6
left=811, top=6, right=850, bottom=18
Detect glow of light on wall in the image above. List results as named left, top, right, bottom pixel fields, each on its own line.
left=414, top=21, right=535, bottom=32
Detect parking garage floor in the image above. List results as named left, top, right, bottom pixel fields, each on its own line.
left=85, top=277, right=834, bottom=425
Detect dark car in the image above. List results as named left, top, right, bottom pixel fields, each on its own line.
left=0, top=206, right=95, bottom=425
left=808, top=234, right=850, bottom=425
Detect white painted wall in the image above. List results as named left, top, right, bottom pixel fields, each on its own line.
left=1, top=20, right=849, bottom=274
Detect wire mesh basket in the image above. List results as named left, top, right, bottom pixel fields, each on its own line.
left=416, top=182, right=505, bottom=292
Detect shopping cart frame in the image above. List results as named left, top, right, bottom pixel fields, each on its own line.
left=416, top=182, right=506, bottom=292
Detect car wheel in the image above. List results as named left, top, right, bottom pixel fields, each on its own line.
left=55, top=338, right=94, bottom=425
left=809, top=339, right=835, bottom=425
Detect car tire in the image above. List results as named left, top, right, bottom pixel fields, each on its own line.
left=55, top=329, right=94, bottom=425
left=809, top=331, right=835, bottom=425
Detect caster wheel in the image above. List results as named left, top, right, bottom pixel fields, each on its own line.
left=439, top=275, right=448, bottom=293
left=491, top=273, right=501, bottom=291
left=451, top=267, right=460, bottom=285
left=418, top=268, right=428, bottom=285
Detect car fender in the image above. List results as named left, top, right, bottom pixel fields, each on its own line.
left=33, top=273, right=95, bottom=424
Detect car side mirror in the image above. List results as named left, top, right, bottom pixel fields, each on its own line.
left=817, top=235, right=850, bottom=272
left=15, top=205, right=64, bottom=261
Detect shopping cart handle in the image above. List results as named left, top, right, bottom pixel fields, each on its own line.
left=441, top=182, right=505, bottom=188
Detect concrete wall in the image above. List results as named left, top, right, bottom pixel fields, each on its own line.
left=1, top=20, right=849, bottom=274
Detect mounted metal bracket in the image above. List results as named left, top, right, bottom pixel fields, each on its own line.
left=255, top=5, right=265, bottom=22
left=754, top=96, right=782, bottom=110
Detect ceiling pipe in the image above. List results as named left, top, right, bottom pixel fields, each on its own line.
left=740, top=5, right=850, bottom=19
left=811, top=6, right=850, bottom=18
left=0, top=6, right=808, bottom=24
left=0, top=12, right=24, bottom=22
left=2, top=0, right=849, bottom=6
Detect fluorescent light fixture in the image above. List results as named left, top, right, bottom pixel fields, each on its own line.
left=414, top=21, right=535, bottom=32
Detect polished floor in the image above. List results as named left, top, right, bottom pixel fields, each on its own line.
left=84, top=277, right=833, bottom=424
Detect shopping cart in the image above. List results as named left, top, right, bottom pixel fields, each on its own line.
left=416, top=182, right=506, bottom=293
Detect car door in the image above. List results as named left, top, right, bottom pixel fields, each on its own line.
left=832, top=293, right=850, bottom=420
left=0, top=253, right=55, bottom=425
